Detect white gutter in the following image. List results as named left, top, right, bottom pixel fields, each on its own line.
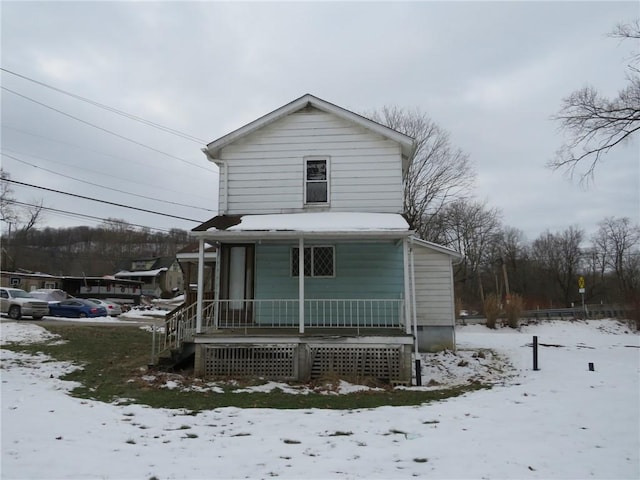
left=190, top=230, right=412, bottom=241
left=200, top=150, right=228, bottom=214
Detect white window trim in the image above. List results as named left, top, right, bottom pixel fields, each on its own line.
left=291, top=245, right=335, bottom=278
left=303, top=156, right=330, bottom=206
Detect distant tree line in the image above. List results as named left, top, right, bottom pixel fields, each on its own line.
left=431, top=207, right=639, bottom=315
left=2, top=209, right=637, bottom=316
left=1, top=219, right=190, bottom=276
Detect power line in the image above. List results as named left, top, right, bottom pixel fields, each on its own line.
left=2, top=151, right=216, bottom=213
left=1, top=67, right=208, bottom=144
left=2, top=125, right=218, bottom=202
left=7, top=199, right=180, bottom=234
left=1, top=86, right=216, bottom=173
left=4, top=178, right=206, bottom=223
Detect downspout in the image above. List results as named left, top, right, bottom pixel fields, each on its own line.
left=451, top=254, right=464, bottom=353
left=298, top=236, right=305, bottom=334
left=196, top=238, right=205, bottom=334
left=410, top=238, right=421, bottom=386
left=221, top=160, right=229, bottom=214
left=409, top=239, right=418, bottom=351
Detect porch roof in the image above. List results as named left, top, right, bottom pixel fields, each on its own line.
left=114, top=268, right=167, bottom=278
left=191, top=212, right=412, bottom=240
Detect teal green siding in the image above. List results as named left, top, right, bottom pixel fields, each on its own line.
left=253, top=242, right=404, bottom=326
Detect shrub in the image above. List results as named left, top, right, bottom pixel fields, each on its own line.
left=484, top=294, right=501, bottom=329
left=504, top=294, right=524, bottom=328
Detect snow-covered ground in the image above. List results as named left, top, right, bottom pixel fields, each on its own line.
left=1, top=319, right=638, bottom=479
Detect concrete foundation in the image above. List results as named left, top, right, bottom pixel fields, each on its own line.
left=416, top=325, right=455, bottom=352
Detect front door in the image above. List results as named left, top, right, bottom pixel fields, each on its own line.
left=220, top=244, right=254, bottom=325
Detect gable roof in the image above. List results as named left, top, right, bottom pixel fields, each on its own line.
left=202, top=93, right=416, bottom=161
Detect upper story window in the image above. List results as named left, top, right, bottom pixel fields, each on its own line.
left=305, top=157, right=329, bottom=204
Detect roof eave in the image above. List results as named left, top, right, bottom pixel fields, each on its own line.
left=190, top=229, right=413, bottom=242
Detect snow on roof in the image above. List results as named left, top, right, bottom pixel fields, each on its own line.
left=114, top=268, right=167, bottom=278
left=224, top=212, right=409, bottom=233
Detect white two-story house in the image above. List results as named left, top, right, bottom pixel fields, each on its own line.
left=157, top=94, right=461, bottom=384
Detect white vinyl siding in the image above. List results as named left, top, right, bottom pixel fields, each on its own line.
left=217, top=108, right=404, bottom=214
left=412, top=244, right=456, bottom=327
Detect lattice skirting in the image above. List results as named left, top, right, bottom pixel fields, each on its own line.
left=310, top=346, right=403, bottom=381
left=202, top=344, right=298, bottom=379
left=197, top=343, right=410, bottom=383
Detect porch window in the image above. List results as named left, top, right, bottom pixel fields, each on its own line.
left=291, top=246, right=334, bottom=277
left=305, top=157, right=329, bottom=204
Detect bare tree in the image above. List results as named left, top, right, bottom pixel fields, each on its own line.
left=1, top=169, right=46, bottom=231
left=0, top=169, right=17, bottom=226
left=368, top=107, right=475, bottom=240
left=550, top=20, right=640, bottom=179
left=531, top=227, right=584, bottom=306
left=592, top=216, right=640, bottom=299
left=439, top=199, right=502, bottom=305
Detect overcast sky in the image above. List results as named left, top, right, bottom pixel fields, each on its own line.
left=1, top=1, right=638, bottom=243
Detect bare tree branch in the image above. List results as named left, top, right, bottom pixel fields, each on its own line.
left=367, top=106, right=475, bottom=241
left=550, top=20, right=640, bottom=181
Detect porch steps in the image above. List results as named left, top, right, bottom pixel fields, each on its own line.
left=155, top=343, right=196, bottom=371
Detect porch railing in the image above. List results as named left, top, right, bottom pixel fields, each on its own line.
left=203, top=298, right=405, bottom=330
left=151, top=301, right=215, bottom=363
left=152, top=298, right=405, bottom=364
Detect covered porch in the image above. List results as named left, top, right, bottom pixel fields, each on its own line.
left=158, top=213, right=419, bottom=383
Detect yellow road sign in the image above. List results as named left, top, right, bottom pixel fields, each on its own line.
left=578, top=276, right=585, bottom=289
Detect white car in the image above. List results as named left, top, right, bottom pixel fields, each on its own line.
left=0, top=287, right=50, bottom=320
left=87, top=298, right=122, bottom=316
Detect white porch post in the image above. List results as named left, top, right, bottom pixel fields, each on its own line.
left=403, top=238, right=412, bottom=334
left=213, top=243, right=221, bottom=329
left=298, top=236, right=305, bottom=334
left=196, top=238, right=205, bottom=334
left=409, top=239, right=419, bottom=355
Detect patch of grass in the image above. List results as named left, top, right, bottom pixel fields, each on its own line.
left=282, top=439, right=301, bottom=444
left=3, top=324, right=491, bottom=411
left=327, top=431, right=353, bottom=436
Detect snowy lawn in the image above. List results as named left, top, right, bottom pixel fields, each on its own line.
left=1, top=319, right=638, bottom=479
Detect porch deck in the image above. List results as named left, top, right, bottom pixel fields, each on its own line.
left=154, top=299, right=414, bottom=384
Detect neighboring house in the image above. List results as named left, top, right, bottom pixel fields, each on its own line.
left=156, top=94, right=461, bottom=384
left=115, top=257, right=183, bottom=298
left=0, top=271, right=60, bottom=291
left=176, top=242, right=217, bottom=304
left=0, top=271, right=143, bottom=305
